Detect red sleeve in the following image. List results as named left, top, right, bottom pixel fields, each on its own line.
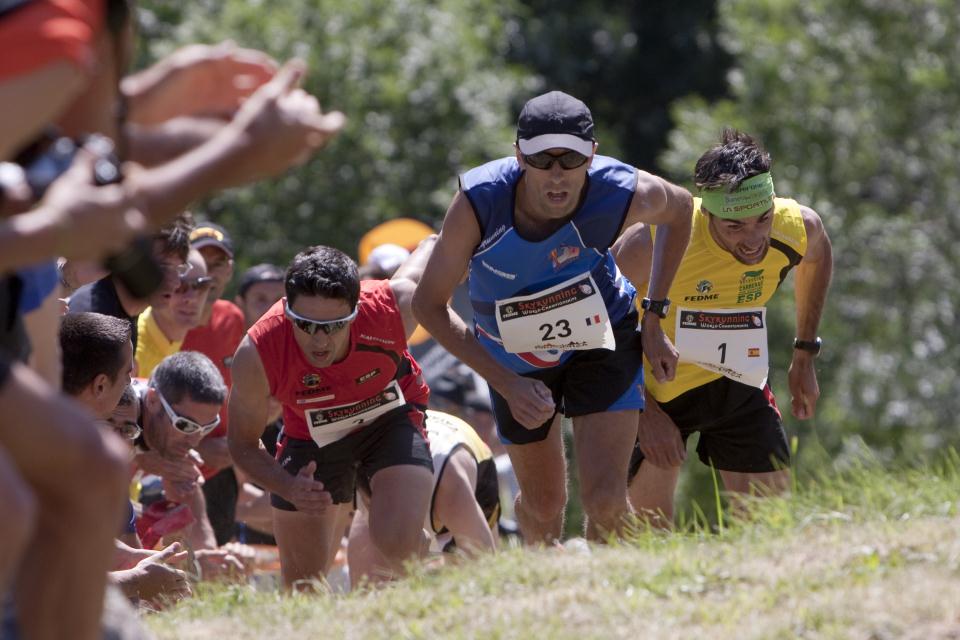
left=0, top=0, right=103, bottom=79
left=220, top=301, right=246, bottom=363
left=246, top=300, right=287, bottom=398
left=360, top=279, right=408, bottom=347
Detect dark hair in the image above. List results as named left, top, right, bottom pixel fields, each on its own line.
left=154, top=212, right=194, bottom=261
left=116, top=383, right=139, bottom=408
left=105, top=0, right=132, bottom=37
left=694, top=129, right=772, bottom=192
left=238, top=263, right=285, bottom=298
left=60, top=312, right=131, bottom=395
left=285, top=246, right=360, bottom=309
left=150, top=351, right=226, bottom=406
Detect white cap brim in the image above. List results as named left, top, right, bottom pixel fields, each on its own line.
left=517, top=134, right=594, bottom=157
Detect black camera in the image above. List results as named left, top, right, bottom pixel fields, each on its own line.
left=17, top=134, right=163, bottom=299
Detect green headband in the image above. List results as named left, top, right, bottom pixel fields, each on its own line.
left=699, top=172, right=775, bottom=219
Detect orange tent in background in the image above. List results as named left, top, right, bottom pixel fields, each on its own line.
left=357, top=218, right=434, bottom=265
left=358, top=218, right=435, bottom=346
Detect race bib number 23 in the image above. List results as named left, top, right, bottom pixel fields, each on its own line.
left=494, top=273, right=615, bottom=354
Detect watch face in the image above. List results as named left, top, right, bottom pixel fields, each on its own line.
left=795, top=338, right=822, bottom=354
left=643, top=298, right=669, bottom=318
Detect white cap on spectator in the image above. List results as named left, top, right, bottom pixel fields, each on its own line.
left=367, top=243, right=410, bottom=274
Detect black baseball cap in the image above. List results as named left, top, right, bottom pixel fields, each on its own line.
left=189, top=222, right=234, bottom=258
left=238, top=263, right=284, bottom=298
left=516, top=91, right=595, bottom=156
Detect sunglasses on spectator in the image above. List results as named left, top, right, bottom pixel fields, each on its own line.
left=160, top=262, right=192, bottom=280
left=284, top=300, right=358, bottom=336
left=175, top=275, right=214, bottom=295
left=522, top=150, right=590, bottom=171
left=151, top=385, right=220, bottom=435
left=106, top=417, right=142, bottom=441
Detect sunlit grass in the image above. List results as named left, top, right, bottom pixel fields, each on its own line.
left=147, top=454, right=960, bottom=639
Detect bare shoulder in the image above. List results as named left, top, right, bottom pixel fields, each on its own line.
left=438, top=447, right=478, bottom=492
left=231, top=336, right=267, bottom=384
left=415, top=192, right=478, bottom=301
left=625, top=170, right=693, bottom=227
left=632, top=170, right=670, bottom=214
left=443, top=191, right=481, bottom=245
left=799, top=204, right=831, bottom=261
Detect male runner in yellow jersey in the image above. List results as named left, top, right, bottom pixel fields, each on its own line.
left=614, top=130, right=833, bottom=524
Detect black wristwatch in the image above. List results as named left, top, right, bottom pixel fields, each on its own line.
left=793, top=337, right=822, bottom=356
left=641, top=297, right=671, bottom=319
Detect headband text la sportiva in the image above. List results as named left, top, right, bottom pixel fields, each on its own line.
left=700, top=172, right=775, bottom=219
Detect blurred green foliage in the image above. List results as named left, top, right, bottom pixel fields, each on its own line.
left=132, top=0, right=960, bottom=529
left=505, top=0, right=732, bottom=170
left=662, top=0, right=960, bottom=470
left=137, top=0, right=533, bottom=272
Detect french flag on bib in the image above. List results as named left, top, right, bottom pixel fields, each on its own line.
left=585, top=314, right=601, bottom=326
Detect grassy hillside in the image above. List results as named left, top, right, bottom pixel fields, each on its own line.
left=147, top=457, right=960, bottom=639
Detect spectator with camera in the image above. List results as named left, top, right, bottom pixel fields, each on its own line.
left=0, top=0, right=344, bottom=633
left=0, top=3, right=143, bottom=638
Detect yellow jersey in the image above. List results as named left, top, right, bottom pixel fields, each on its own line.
left=135, top=307, right=183, bottom=379
left=646, top=197, right=807, bottom=402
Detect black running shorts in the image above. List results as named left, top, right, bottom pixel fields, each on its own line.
left=628, top=376, right=789, bottom=478
left=271, top=406, right=433, bottom=510
left=491, top=310, right=645, bottom=445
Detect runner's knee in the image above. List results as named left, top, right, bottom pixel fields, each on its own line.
left=369, top=518, right=424, bottom=561
left=580, top=484, right=628, bottom=525
left=517, top=485, right=566, bottom=523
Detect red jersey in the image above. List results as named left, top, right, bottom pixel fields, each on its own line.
left=248, top=280, right=430, bottom=445
left=182, top=299, right=245, bottom=439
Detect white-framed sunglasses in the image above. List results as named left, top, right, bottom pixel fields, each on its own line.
left=284, top=299, right=358, bottom=336
left=151, top=384, right=220, bottom=435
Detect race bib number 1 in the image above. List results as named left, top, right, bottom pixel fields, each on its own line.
left=675, top=307, right=769, bottom=388
left=494, top=273, right=615, bottom=354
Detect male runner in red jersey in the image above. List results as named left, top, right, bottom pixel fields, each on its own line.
left=228, top=236, right=437, bottom=588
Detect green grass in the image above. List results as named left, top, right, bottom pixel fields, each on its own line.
left=147, top=455, right=960, bottom=639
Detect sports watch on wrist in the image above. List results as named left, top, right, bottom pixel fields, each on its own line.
left=641, top=297, right=671, bottom=319
left=793, top=337, right=822, bottom=356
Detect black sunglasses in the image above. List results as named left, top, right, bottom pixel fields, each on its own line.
left=175, top=276, right=214, bottom=294
left=522, top=150, right=590, bottom=171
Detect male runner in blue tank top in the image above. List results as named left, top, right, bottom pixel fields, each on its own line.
left=414, top=91, right=693, bottom=543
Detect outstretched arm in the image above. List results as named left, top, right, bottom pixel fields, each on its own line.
left=433, top=449, right=496, bottom=554
left=125, top=60, right=345, bottom=227
left=611, top=222, right=653, bottom=294
left=412, top=192, right=555, bottom=429
left=621, top=172, right=693, bottom=384
left=121, top=41, right=277, bottom=125
left=227, top=337, right=332, bottom=514
left=789, top=205, right=833, bottom=419
left=388, top=234, right=438, bottom=339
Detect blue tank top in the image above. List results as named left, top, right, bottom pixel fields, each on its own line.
left=461, top=154, right=638, bottom=373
